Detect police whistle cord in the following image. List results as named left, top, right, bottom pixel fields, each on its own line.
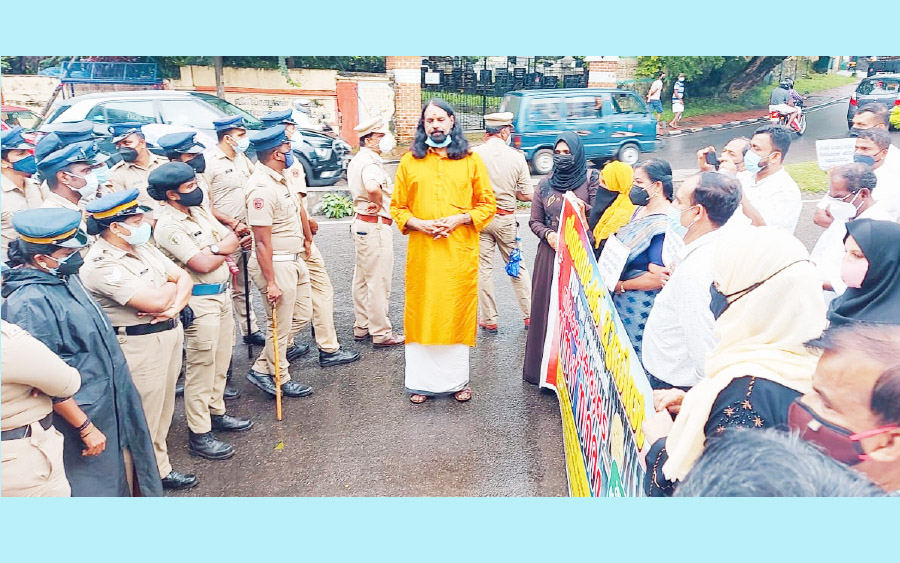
left=241, top=250, right=253, bottom=359
left=271, top=304, right=283, bottom=422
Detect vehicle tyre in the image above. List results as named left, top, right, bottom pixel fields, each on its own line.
left=617, top=143, right=641, bottom=166
left=797, top=114, right=807, bottom=136
left=531, top=148, right=554, bottom=176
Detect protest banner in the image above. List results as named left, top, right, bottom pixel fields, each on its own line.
left=539, top=193, right=654, bottom=497
left=815, top=138, right=856, bottom=171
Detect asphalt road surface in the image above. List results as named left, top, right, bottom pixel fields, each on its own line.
left=167, top=97, right=896, bottom=496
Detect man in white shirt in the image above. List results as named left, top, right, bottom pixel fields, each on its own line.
left=810, top=163, right=893, bottom=303
left=646, top=72, right=666, bottom=127
left=854, top=128, right=900, bottom=219
left=742, top=125, right=802, bottom=233
left=695, top=137, right=766, bottom=227
left=642, top=172, right=742, bottom=390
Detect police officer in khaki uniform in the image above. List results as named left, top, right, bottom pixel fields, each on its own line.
left=36, top=141, right=110, bottom=241
left=472, top=112, right=534, bottom=333
left=107, top=122, right=167, bottom=208
left=243, top=125, right=315, bottom=398
left=79, top=189, right=198, bottom=491
left=1, top=317, right=81, bottom=497
left=33, top=122, right=106, bottom=204
left=260, top=110, right=360, bottom=367
left=346, top=117, right=404, bottom=346
left=150, top=163, right=253, bottom=460
left=202, top=116, right=264, bottom=346
left=1, top=127, right=46, bottom=262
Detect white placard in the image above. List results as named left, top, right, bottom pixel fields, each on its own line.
left=424, top=72, right=440, bottom=85
left=597, top=235, right=629, bottom=291
left=815, top=138, right=856, bottom=171
left=661, top=228, right=685, bottom=270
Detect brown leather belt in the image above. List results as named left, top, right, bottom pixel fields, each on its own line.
left=1, top=413, right=53, bottom=441
left=356, top=214, right=392, bottom=226
left=495, top=208, right=515, bottom=216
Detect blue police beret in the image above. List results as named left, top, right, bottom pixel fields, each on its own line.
left=85, top=188, right=151, bottom=219
left=1, top=126, right=33, bottom=151
left=213, top=115, right=245, bottom=132
left=147, top=161, right=196, bottom=200
left=52, top=121, right=96, bottom=144
left=260, top=109, right=296, bottom=126
left=37, top=140, right=109, bottom=176
left=248, top=125, right=289, bottom=153
left=157, top=131, right=205, bottom=154
left=109, top=122, right=146, bottom=143
left=12, top=208, right=88, bottom=248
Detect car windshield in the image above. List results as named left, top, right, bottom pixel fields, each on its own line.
left=43, top=101, right=74, bottom=125
left=2, top=110, right=40, bottom=130
left=858, top=78, right=900, bottom=95
left=190, top=92, right=263, bottom=128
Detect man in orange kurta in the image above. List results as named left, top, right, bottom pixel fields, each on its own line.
left=391, top=100, right=496, bottom=404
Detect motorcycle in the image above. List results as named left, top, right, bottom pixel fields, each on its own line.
left=768, top=99, right=807, bottom=135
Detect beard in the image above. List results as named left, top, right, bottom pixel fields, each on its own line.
left=427, top=130, right=447, bottom=143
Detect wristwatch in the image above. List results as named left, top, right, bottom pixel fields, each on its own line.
left=209, top=244, right=221, bottom=255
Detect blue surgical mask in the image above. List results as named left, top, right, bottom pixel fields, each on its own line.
left=744, top=150, right=765, bottom=174
left=119, top=221, right=152, bottom=246
left=233, top=137, right=250, bottom=154
left=93, top=164, right=111, bottom=185
left=666, top=207, right=690, bottom=238
left=11, top=155, right=37, bottom=176
left=426, top=134, right=452, bottom=148
left=284, top=149, right=295, bottom=168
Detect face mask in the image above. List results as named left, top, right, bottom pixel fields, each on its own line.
left=826, top=195, right=861, bottom=223
left=178, top=186, right=204, bottom=207
left=67, top=171, right=100, bottom=199
left=628, top=185, right=651, bottom=207
left=840, top=256, right=869, bottom=289
left=119, top=147, right=139, bottom=163
left=93, top=164, right=111, bottom=185
left=283, top=149, right=295, bottom=168
left=378, top=135, right=396, bottom=154
left=231, top=137, right=250, bottom=154
left=43, top=251, right=84, bottom=276
left=425, top=134, right=452, bottom=148
left=118, top=221, right=152, bottom=246
left=848, top=127, right=864, bottom=138
left=10, top=155, right=37, bottom=176
left=853, top=154, right=876, bottom=167
left=187, top=154, right=206, bottom=174
left=788, top=401, right=898, bottom=466
left=552, top=154, right=575, bottom=170
left=708, top=259, right=807, bottom=320
left=744, top=149, right=767, bottom=174
left=666, top=205, right=697, bottom=239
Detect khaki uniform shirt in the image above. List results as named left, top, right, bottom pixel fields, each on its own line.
left=202, top=145, right=254, bottom=223
left=348, top=147, right=392, bottom=220
left=80, top=237, right=182, bottom=327
left=108, top=153, right=167, bottom=208
left=285, top=159, right=308, bottom=197
left=153, top=203, right=230, bottom=285
left=2, top=174, right=46, bottom=261
left=246, top=163, right=305, bottom=254
left=472, top=137, right=533, bottom=212
left=40, top=192, right=91, bottom=242
left=1, top=320, right=81, bottom=431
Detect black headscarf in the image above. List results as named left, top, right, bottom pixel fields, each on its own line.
left=548, top=132, right=587, bottom=192
left=828, top=218, right=900, bottom=326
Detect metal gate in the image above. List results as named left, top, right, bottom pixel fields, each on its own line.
left=420, top=56, right=588, bottom=130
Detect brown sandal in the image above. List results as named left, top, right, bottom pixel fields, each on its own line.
left=453, top=387, right=472, bottom=402
left=409, top=394, right=428, bottom=404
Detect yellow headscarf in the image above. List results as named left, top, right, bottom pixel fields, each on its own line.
left=592, top=161, right=636, bottom=247
left=661, top=226, right=826, bottom=482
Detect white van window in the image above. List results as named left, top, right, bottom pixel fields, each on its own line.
left=526, top=98, right=561, bottom=121
left=565, top=96, right=601, bottom=120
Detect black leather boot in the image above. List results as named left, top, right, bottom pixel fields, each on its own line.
left=211, top=414, right=253, bottom=432
left=161, top=470, right=198, bottom=491
left=188, top=431, right=235, bottom=460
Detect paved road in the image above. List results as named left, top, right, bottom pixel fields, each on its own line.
left=167, top=97, right=896, bottom=496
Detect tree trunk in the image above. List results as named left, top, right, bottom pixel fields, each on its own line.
left=726, top=56, right=787, bottom=98
left=214, top=56, right=225, bottom=98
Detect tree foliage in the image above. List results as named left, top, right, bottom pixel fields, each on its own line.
left=635, top=56, right=788, bottom=99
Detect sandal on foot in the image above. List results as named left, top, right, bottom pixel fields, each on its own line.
left=453, top=387, right=472, bottom=402
left=409, top=394, right=428, bottom=404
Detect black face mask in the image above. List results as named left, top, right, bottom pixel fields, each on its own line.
left=628, top=185, right=651, bottom=206
left=119, top=147, right=138, bottom=163
left=178, top=187, right=204, bottom=207
left=45, top=251, right=85, bottom=276
left=187, top=154, right=206, bottom=174
left=853, top=154, right=876, bottom=167
left=848, top=127, right=863, bottom=138
left=708, top=259, right=809, bottom=320
left=552, top=153, right=576, bottom=170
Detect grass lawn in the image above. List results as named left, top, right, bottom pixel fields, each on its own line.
left=793, top=73, right=857, bottom=94
left=785, top=160, right=830, bottom=193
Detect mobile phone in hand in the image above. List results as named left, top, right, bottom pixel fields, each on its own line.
left=705, top=151, right=720, bottom=170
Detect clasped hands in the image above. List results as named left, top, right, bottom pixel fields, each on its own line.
left=408, top=214, right=469, bottom=239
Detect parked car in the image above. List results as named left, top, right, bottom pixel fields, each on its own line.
left=37, top=90, right=350, bottom=186
left=500, top=88, right=660, bottom=175
left=847, top=73, right=900, bottom=130
left=1, top=105, right=42, bottom=144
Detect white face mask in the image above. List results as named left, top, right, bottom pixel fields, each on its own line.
left=378, top=134, right=395, bottom=155
left=66, top=171, right=100, bottom=200
left=826, top=194, right=861, bottom=223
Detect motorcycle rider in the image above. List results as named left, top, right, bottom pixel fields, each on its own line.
left=769, top=79, right=801, bottom=132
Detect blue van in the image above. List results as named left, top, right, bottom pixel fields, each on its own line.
left=500, top=88, right=660, bottom=175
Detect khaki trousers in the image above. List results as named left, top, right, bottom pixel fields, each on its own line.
left=184, top=292, right=234, bottom=433
left=302, top=242, right=340, bottom=353
left=0, top=423, right=70, bottom=497
left=249, top=256, right=313, bottom=382
left=118, top=326, right=184, bottom=478
left=351, top=218, right=394, bottom=340
left=478, top=214, right=532, bottom=325
left=230, top=249, right=260, bottom=336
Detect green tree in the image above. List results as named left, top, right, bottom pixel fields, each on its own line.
left=635, top=56, right=788, bottom=99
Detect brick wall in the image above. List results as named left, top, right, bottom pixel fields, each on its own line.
left=585, top=56, right=620, bottom=88
left=385, top=56, right=421, bottom=143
